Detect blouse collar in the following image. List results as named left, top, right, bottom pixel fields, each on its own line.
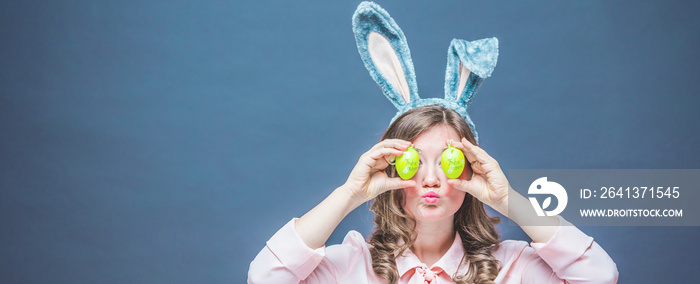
left=395, top=232, right=465, bottom=278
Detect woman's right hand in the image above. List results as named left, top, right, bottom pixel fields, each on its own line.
left=343, top=139, right=417, bottom=201
left=294, top=139, right=416, bottom=250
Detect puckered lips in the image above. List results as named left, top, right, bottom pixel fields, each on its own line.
left=422, top=191, right=439, bottom=204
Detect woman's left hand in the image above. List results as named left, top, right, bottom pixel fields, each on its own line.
left=447, top=137, right=510, bottom=214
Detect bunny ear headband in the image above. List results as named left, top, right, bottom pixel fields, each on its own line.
left=352, top=1, right=498, bottom=143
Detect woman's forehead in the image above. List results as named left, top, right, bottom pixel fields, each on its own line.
left=412, top=125, right=460, bottom=152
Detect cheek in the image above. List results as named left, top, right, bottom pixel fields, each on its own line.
left=403, top=188, right=421, bottom=200
left=444, top=186, right=466, bottom=199
left=401, top=188, right=420, bottom=208
left=447, top=189, right=467, bottom=211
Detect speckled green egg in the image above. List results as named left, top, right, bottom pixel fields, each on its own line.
left=395, top=146, right=419, bottom=180
left=441, top=146, right=465, bottom=179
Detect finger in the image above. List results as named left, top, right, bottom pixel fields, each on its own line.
left=448, top=177, right=485, bottom=196
left=384, top=177, right=416, bottom=191
left=452, top=137, right=479, bottom=164
left=448, top=179, right=475, bottom=194
left=452, top=138, right=490, bottom=175
left=448, top=179, right=489, bottom=204
left=371, top=140, right=412, bottom=166
left=375, top=156, right=390, bottom=171
left=370, top=139, right=412, bottom=152
left=470, top=161, right=487, bottom=175
left=458, top=137, right=492, bottom=165
left=374, top=149, right=407, bottom=170
left=448, top=179, right=464, bottom=190
left=462, top=137, right=496, bottom=161
left=367, top=147, right=405, bottom=161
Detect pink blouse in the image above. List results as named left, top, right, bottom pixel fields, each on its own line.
left=248, top=217, right=618, bottom=283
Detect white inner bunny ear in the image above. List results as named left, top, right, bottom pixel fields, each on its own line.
left=368, top=32, right=412, bottom=104
left=456, top=62, right=471, bottom=101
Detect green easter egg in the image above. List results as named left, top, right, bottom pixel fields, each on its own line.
left=441, top=146, right=465, bottom=179
left=395, top=146, right=419, bottom=180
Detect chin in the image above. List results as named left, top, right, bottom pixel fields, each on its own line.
left=414, top=206, right=453, bottom=220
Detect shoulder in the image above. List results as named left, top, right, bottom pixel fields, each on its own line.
left=328, top=231, right=370, bottom=259
left=325, top=230, right=371, bottom=256
left=492, top=238, right=555, bottom=274
left=323, top=230, right=381, bottom=281
left=491, top=239, right=531, bottom=264
left=490, top=238, right=558, bottom=282
left=489, top=220, right=617, bottom=283
left=343, top=230, right=369, bottom=246
left=327, top=230, right=371, bottom=261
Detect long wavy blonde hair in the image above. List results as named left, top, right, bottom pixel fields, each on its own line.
left=369, top=105, right=501, bottom=284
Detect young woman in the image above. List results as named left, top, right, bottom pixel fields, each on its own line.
left=248, top=105, right=618, bottom=283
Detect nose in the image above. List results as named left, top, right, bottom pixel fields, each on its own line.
left=422, top=164, right=441, bottom=188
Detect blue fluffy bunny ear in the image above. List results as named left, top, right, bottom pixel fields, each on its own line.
left=444, top=38, right=498, bottom=107
left=353, top=1, right=420, bottom=112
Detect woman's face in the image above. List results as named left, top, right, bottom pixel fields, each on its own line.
left=401, top=124, right=470, bottom=223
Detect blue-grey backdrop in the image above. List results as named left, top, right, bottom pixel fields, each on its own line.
left=1, top=0, right=699, bottom=283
